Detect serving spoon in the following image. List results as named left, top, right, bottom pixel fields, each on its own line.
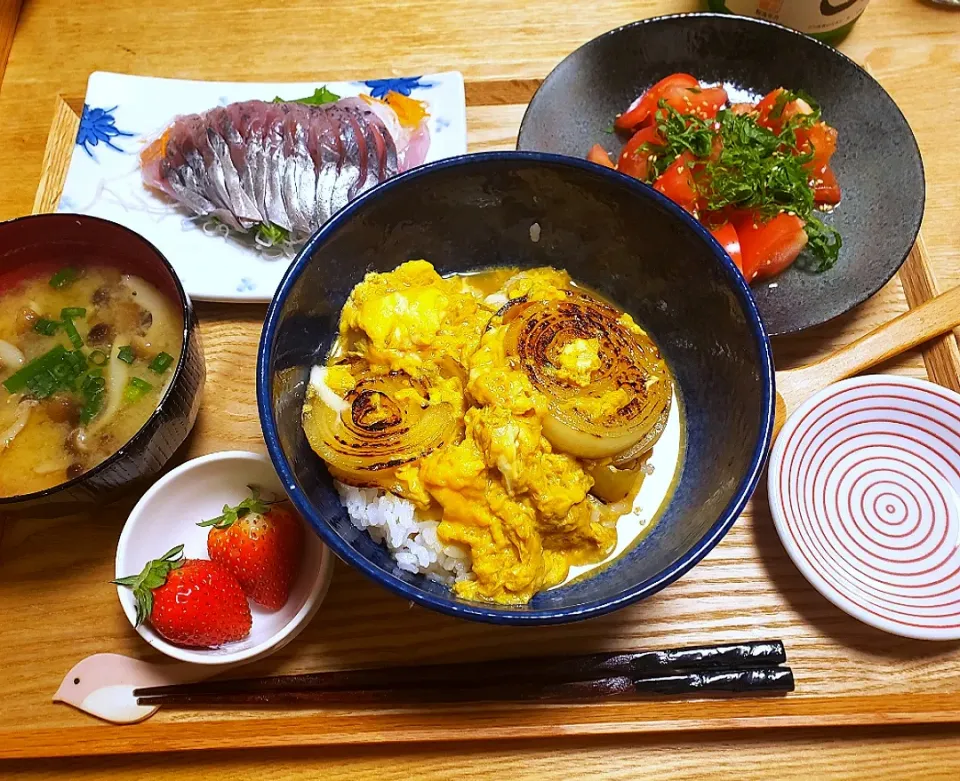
left=774, top=283, right=960, bottom=441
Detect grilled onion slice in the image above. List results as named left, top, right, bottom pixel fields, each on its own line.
left=587, top=457, right=649, bottom=504
left=303, top=368, right=456, bottom=485
left=503, top=290, right=672, bottom=460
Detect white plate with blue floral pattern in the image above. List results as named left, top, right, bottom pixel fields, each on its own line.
left=58, top=71, right=467, bottom=302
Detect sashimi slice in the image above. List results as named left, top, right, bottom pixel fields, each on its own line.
left=354, top=92, right=430, bottom=171
left=139, top=94, right=417, bottom=242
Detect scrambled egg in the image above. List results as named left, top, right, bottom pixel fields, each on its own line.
left=320, top=260, right=622, bottom=604
left=554, top=338, right=601, bottom=386
left=338, top=259, right=491, bottom=378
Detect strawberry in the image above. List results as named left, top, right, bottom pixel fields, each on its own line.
left=198, top=486, right=304, bottom=610
left=113, top=545, right=252, bottom=648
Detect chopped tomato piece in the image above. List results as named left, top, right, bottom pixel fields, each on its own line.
left=708, top=222, right=743, bottom=272
left=617, top=126, right=664, bottom=180
left=658, top=85, right=728, bottom=122
left=587, top=144, right=615, bottom=169
left=795, top=122, right=838, bottom=170
left=756, top=89, right=814, bottom=135
left=755, top=89, right=785, bottom=132
left=615, top=73, right=699, bottom=131
left=653, top=151, right=698, bottom=214
left=812, top=164, right=841, bottom=205
left=734, top=212, right=808, bottom=282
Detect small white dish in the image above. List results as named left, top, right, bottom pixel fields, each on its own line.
left=115, top=450, right=333, bottom=664
left=769, top=375, right=960, bottom=641
left=59, top=71, right=468, bottom=302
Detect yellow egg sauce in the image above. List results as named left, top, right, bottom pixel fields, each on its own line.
left=303, top=260, right=681, bottom=605
left=0, top=266, right=182, bottom=497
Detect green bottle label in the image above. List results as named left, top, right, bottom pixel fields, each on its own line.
left=710, top=0, right=869, bottom=35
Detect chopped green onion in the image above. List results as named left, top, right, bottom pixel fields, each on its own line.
left=117, top=346, right=136, bottom=364
left=255, top=223, right=289, bottom=245
left=1, top=345, right=90, bottom=398
left=28, top=372, right=57, bottom=398
left=79, top=396, right=104, bottom=424
left=60, top=307, right=87, bottom=319
left=33, top=318, right=61, bottom=336
left=3, top=346, right=65, bottom=393
left=50, top=358, right=75, bottom=384
left=49, top=267, right=79, bottom=289
left=79, top=371, right=106, bottom=424
left=66, top=349, right=88, bottom=372
left=61, top=317, right=83, bottom=349
left=88, top=349, right=108, bottom=366
left=46, top=349, right=87, bottom=393
left=148, top=352, right=174, bottom=374
left=124, top=376, right=153, bottom=403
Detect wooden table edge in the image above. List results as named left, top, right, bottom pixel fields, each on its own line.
left=3, top=691, right=960, bottom=760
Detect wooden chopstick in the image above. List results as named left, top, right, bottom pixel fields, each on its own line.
left=134, top=640, right=786, bottom=700
left=136, top=666, right=794, bottom=707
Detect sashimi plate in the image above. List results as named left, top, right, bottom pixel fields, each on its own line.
left=58, top=71, right=467, bottom=302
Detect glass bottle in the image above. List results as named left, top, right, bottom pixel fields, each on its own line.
left=705, top=0, right=871, bottom=43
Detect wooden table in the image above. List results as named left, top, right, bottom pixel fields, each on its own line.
left=2, top=0, right=960, bottom=777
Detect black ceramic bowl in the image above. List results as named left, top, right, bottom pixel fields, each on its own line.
left=0, top=214, right=205, bottom=517
left=517, top=13, right=925, bottom=336
left=258, top=152, right=774, bottom=624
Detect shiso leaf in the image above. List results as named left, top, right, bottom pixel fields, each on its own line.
left=272, top=86, right=341, bottom=106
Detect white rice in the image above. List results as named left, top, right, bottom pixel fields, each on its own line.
left=335, top=482, right=475, bottom=585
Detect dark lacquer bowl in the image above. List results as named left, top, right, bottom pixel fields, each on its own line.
left=0, top=214, right=205, bottom=517
left=517, top=13, right=925, bottom=336
left=258, top=152, right=774, bottom=624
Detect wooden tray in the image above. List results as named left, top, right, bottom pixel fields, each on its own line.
left=0, top=0, right=21, bottom=88
left=1, top=90, right=959, bottom=761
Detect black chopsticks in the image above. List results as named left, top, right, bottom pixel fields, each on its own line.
left=134, top=640, right=794, bottom=707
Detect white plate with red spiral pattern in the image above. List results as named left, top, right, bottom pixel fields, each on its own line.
left=769, top=375, right=960, bottom=640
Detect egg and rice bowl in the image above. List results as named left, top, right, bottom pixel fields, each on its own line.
left=302, top=260, right=679, bottom=605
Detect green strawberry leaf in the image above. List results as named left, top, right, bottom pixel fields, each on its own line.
left=111, top=545, right=185, bottom=626
left=197, top=485, right=285, bottom=529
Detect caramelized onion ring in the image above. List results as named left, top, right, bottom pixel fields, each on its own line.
left=303, top=370, right=456, bottom=485
left=504, top=291, right=672, bottom=459
left=587, top=458, right=649, bottom=504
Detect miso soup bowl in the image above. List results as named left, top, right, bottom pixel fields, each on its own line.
left=258, top=153, right=774, bottom=624
left=0, top=214, right=205, bottom=517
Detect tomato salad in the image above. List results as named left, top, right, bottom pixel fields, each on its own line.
left=587, top=74, right=842, bottom=283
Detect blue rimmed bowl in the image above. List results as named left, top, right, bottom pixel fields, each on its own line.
left=257, top=152, right=774, bottom=624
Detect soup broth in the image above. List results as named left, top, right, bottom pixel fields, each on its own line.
left=0, top=265, right=182, bottom=497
